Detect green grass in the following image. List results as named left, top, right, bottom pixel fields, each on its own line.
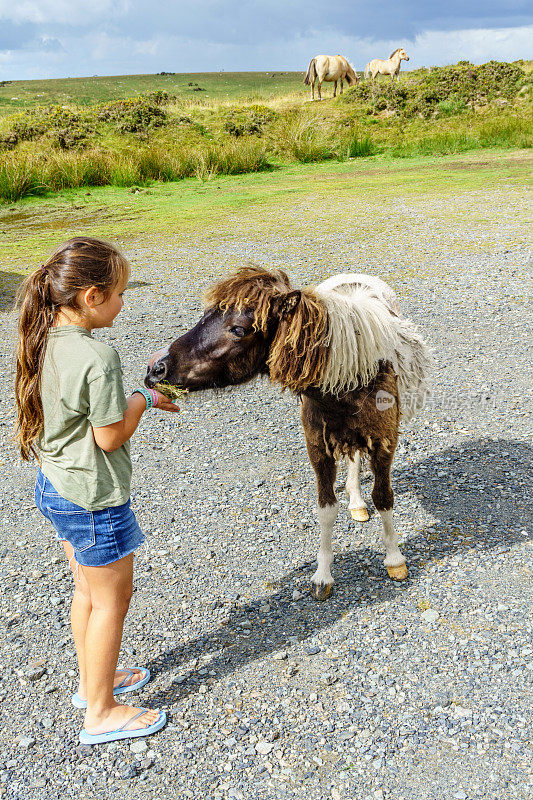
left=0, top=72, right=308, bottom=118
left=0, top=61, right=531, bottom=203
left=1, top=149, right=531, bottom=271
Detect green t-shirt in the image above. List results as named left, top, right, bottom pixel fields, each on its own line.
left=36, top=325, right=131, bottom=511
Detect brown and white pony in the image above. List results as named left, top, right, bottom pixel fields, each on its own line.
left=146, top=268, right=432, bottom=600
left=364, top=47, right=410, bottom=81
left=304, top=54, right=358, bottom=100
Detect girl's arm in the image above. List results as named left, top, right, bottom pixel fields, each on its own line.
left=92, top=391, right=179, bottom=453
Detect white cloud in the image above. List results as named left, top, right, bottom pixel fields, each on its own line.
left=0, top=0, right=130, bottom=26
left=410, top=25, right=533, bottom=66
left=0, top=22, right=531, bottom=80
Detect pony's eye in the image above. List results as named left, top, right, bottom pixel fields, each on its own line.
left=230, top=326, right=246, bottom=337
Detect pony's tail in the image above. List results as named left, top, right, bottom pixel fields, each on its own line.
left=14, top=269, right=56, bottom=461
left=364, top=63, right=371, bottom=79
left=304, top=58, right=317, bottom=85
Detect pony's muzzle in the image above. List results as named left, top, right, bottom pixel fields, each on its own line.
left=145, top=359, right=168, bottom=386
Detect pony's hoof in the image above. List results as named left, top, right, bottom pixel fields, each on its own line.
left=387, top=564, right=408, bottom=581
left=311, top=582, right=333, bottom=601
left=350, top=507, right=369, bottom=522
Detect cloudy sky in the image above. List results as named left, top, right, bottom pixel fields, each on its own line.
left=0, top=0, right=531, bottom=80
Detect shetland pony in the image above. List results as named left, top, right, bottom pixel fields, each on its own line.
left=304, top=55, right=358, bottom=100
left=364, top=48, right=410, bottom=81
left=146, top=268, right=432, bottom=600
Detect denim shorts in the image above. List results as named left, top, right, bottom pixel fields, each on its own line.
left=35, top=470, right=145, bottom=567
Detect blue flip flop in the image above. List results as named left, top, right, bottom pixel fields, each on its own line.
left=72, top=668, right=150, bottom=709
left=79, top=708, right=166, bottom=745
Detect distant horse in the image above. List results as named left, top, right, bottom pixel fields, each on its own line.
left=364, top=48, right=410, bottom=82
left=146, top=268, right=432, bottom=601
left=304, top=54, right=358, bottom=100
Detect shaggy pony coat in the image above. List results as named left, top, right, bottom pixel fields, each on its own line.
left=205, top=266, right=431, bottom=421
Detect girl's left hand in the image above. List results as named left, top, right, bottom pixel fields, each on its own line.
left=154, top=391, right=180, bottom=413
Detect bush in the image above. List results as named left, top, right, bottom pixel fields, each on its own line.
left=96, top=97, right=168, bottom=133
left=341, top=60, right=525, bottom=117
left=7, top=105, right=92, bottom=143
left=1, top=106, right=93, bottom=150
left=0, top=132, right=19, bottom=151
left=223, top=104, right=277, bottom=137
left=436, top=95, right=467, bottom=116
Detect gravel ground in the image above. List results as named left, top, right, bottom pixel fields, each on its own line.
left=0, top=173, right=532, bottom=800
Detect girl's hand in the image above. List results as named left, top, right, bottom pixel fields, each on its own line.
left=154, top=391, right=180, bottom=413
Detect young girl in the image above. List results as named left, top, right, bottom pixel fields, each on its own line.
left=15, top=236, right=179, bottom=745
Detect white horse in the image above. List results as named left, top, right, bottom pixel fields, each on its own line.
left=364, top=48, right=410, bottom=82
left=304, top=54, right=358, bottom=100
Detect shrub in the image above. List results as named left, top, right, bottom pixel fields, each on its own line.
left=341, top=60, right=525, bottom=117
left=9, top=106, right=91, bottom=140
left=145, top=90, right=172, bottom=105
left=436, top=95, right=467, bottom=116
left=1, top=106, right=93, bottom=150
left=0, top=132, right=19, bottom=151
left=96, top=97, right=168, bottom=133
left=224, top=104, right=277, bottom=137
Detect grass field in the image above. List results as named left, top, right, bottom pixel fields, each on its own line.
left=0, top=72, right=307, bottom=118
left=1, top=61, right=531, bottom=204
left=1, top=148, right=531, bottom=271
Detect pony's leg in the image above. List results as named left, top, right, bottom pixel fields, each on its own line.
left=317, top=81, right=322, bottom=101
left=311, top=78, right=315, bottom=101
left=340, top=78, right=344, bottom=94
left=370, top=441, right=407, bottom=581
left=306, top=440, right=338, bottom=600
left=346, top=451, right=369, bottom=522
left=333, top=80, right=337, bottom=97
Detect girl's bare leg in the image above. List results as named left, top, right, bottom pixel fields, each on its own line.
left=62, top=541, right=146, bottom=700
left=62, top=544, right=159, bottom=733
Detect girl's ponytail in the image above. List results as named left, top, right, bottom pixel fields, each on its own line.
left=15, top=268, right=56, bottom=460
left=14, top=236, right=130, bottom=460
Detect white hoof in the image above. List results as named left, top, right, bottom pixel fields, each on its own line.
left=350, top=507, right=369, bottom=522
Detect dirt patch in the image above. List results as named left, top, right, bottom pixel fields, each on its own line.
left=0, top=205, right=139, bottom=232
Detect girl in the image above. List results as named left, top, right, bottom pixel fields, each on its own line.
left=15, top=236, right=179, bottom=745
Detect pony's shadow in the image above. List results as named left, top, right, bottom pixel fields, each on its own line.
left=144, top=437, right=532, bottom=708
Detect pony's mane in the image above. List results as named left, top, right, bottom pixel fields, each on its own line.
left=205, top=267, right=432, bottom=408
left=268, top=289, right=329, bottom=393
left=204, top=266, right=329, bottom=393
left=314, top=279, right=433, bottom=412
left=204, top=266, right=292, bottom=332
left=389, top=48, right=401, bottom=58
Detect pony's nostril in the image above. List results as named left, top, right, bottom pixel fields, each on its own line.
left=152, top=360, right=167, bottom=380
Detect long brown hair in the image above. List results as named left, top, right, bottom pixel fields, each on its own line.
left=15, top=237, right=130, bottom=460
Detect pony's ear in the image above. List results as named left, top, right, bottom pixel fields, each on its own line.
left=270, top=290, right=302, bottom=320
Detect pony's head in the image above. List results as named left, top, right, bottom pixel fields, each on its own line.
left=389, top=47, right=409, bottom=61
left=145, top=266, right=328, bottom=393
left=346, top=63, right=359, bottom=85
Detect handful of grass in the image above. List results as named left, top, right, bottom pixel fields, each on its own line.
left=153, top=381, right=188, bottom=402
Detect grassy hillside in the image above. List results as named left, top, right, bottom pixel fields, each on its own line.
left=2, top=61, right=531, bottom=118
left=0, top=72, right=307, bottom=118
left=0, top=61, right=531, bottom=203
